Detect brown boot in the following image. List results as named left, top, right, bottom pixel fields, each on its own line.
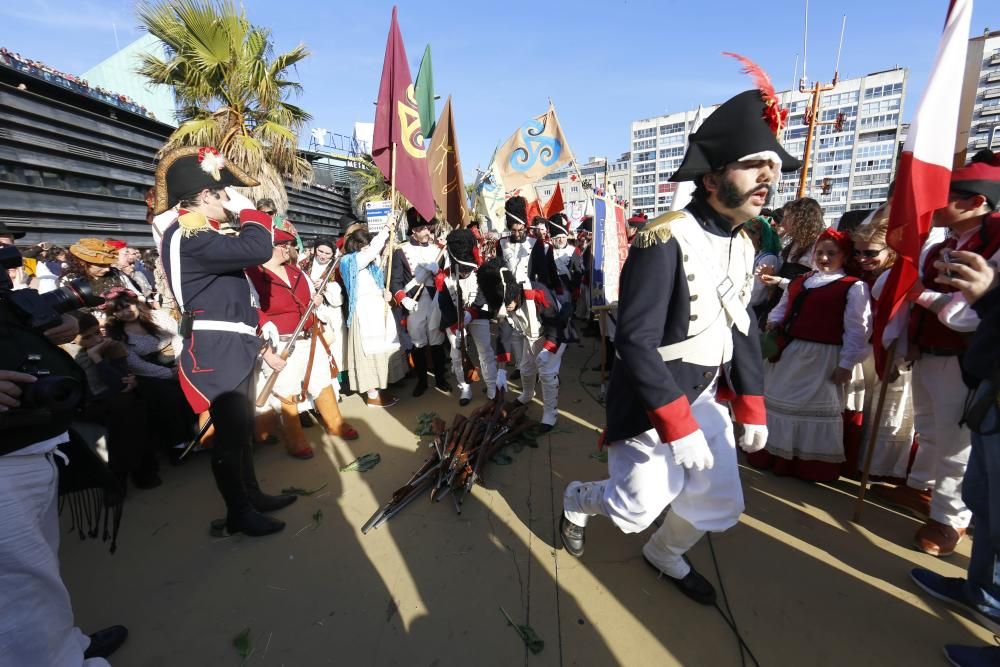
left=279, top=399, right=314, bottom=459
left=914, top=519, right=966, bottom=557
left=314, top=386, right=359, bottom=440
left=254, top=409, right=281, bottom=444
left=871, top=484, right=932, bottom=520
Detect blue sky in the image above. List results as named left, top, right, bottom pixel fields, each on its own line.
left=1, top=0, right=995, bottom=174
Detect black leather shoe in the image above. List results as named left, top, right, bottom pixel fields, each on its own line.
left=560, top=515, right=586, bottom=557
left=249, top=491, right=298, bottom=513
left=537, top=424, right=554, bottom=434
left=226, top=509, right=285, bottom=536
left=412, top=379, right=428, bottom=397
left=459, top=396, right=471, bottom=406
left=643, top=555, right=717, bottom=606
left=436, top=378, right=452, bottom=393
left=84, top=625, right=128, bottom=659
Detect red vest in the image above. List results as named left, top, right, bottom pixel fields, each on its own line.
left=247, top=264, right=314, bottom=334
left=784, top=273, right=859, bottom=345
left=910, top=214, right=1000, bottom=351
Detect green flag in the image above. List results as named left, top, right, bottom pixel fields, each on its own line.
left=414, top=44, right=435, bottom=139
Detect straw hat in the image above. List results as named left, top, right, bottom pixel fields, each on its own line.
left=69, top=238, right=118, bottom=265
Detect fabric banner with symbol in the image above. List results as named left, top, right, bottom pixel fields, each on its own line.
left=474, top=146, right=506, bottom=234
left=495, top=103, right=576, bottom=190
left=591, top=196, right=628, bottom=307
left=428, top=96, right=470, bottom=227
left=372, top=7, right=436, bottom=221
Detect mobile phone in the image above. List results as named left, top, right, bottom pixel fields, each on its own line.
left=942, top=249, right=954, bottom=277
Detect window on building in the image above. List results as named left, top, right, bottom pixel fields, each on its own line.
left=658, top=134, right=685, bottom=147
left=633, top=127, right=657, bottom=139
left=659, top=122, right=685, bottom=134
left=633, top=138, right=656, bottom=150
left=863, top=83, right=904, bottom=100
left=859, top=113, right=900, bottom=131
left=861, top=98, right=901, bottom=115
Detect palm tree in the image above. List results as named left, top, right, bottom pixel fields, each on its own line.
left=350, top=153, right=408, bottom=217
left=136, top=0, right=312, bottom=211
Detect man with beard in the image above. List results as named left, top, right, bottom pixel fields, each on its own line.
left=548, top=213, right=583, bottom=342
left=559, top=87, right=800, bottom=604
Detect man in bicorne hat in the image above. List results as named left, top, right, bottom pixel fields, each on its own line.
left=548, top=213, right=583, bottom=343
left=157, top=146, right=297, bottom=537
left=391, top=208, right=450, bottom=397
left=560, top=87, right=800, bottom=604
left=876, top=150, right=1000, bottom=557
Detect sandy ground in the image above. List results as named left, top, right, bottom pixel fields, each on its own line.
left=61, top=341, right=991, bottom=666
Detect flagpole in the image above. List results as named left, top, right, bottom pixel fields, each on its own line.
left=852, top=339, right=898, bottom=523
left=384, top=142, right=398, bottom=315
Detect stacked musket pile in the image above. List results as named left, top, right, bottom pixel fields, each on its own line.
left=361, top=390, right=534, bottom=533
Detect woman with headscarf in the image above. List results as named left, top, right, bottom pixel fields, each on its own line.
left=748, top=228, right=872, bottom=481
left=339, top=225, right=402, bottom=407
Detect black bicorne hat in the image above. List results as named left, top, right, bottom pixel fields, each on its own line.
left=405, top=207, right=437, bottom=234
left=670, top=90, right=801, bottom=183
left=576, top=215, right=593, bottom=233
left=154, top=146, right=258, bottom=214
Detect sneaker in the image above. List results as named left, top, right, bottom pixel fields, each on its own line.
left=943, top=644, right=1000, bottom=667
left=871, top=484, right=932, bottom=520
left=911, top=568, right=1000, bottom=635
left=915, top=520, right=967, bottom=557
left=560, top=514, right=586, bottom=557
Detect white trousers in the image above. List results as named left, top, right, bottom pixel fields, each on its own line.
left=261, top=335, right=333, bottom=402
left=0, top=453, right=109, bottom=667
left=517, top=337, right=565, bottom=426
left=909, top=355, right=972, bottom=528
left=564, top=385, right=741, bottom=577
left=447, top=320, right=497, bottom=397
left=407, top=290, right=443, bottom=348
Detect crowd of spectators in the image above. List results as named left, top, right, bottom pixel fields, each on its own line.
left=1, top=47, right=156, bottom=119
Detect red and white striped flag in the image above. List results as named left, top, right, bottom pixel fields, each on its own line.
left=873, top=0, right=973, bottom=374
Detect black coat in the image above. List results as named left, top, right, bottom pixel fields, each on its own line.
left=605, top=198, right=765, bottom=444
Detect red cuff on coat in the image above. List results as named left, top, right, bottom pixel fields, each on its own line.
left=496, top=352, right=512, bottom=363
left=647, top=396, right=698, bottom=443
left=543, top=340, right=558, bottom=353
left=523, top=289, right=551, bottom=308
left=730, top=395, right=766, bottom=425
left=393, top=290, right=406, bottom=304
left=434, top=273, right=447, bottom=293
left=239, top=208, right=272, bottom=228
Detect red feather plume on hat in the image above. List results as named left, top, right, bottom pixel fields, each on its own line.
left=722, top=52, right=788, bottom=135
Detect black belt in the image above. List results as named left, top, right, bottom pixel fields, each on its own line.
left=919, top=346, right=963, bottom=357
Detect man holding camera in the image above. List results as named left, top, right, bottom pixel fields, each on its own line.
left=156, top=146, right=296, bottom=537
left=1, top=222, right=127, bottom=664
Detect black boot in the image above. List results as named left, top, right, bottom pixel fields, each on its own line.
left=241, top=448, right=297, bottom=514
left=642, top=555, right=717, bottom=606
left=83, top=625, right=128, bottom=659
left=431, top=344, right=451, bottom=392
left=412, top=347, right=429, bottom=397
left=212, top=456, right=285, bottom=536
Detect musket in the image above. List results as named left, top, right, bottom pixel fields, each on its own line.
left=178, top=257, right=340, bottom=461
left=458, top=391, right=506, bottom=507
left=254, top=256, right=339, bottom=408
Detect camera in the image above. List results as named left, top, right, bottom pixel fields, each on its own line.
left=0, top=244, right=104, bottom=331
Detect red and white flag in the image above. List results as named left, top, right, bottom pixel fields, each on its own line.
left=543, top=182, right=565, bottom=218
left=873, top=0, right=973, bottom=374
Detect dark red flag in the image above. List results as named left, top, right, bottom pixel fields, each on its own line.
left=372, top=6, right=435, bottom=221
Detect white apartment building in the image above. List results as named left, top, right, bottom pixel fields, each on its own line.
left=957, top=29, right=1000, bottom=158
left=629, top=67, right=908, bottom=226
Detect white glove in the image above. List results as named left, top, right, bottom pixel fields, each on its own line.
left=259, top=321, right=280, bottom=349
left=738, top=424, right=768, bottom=453
left=537, top=348, right=553, bottom=367
left=222, top=187, right=256, bottom=215
left=420, top=261, right=440, bottom=276
left=370, top=226, right=390, bottom=254
left=463, top=311, right=473, bottom=326
left=414, top=265, right=432, bottom=283
left=670, top=430, right=714, bottom=471
left=401, top=297, right=419, bottom=312
left=496, top=368, right=508, bottom=391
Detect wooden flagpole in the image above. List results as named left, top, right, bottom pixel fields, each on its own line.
left=853, top=339, right=899, bottom=523
left=383, top=142, right=398, bottom=314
